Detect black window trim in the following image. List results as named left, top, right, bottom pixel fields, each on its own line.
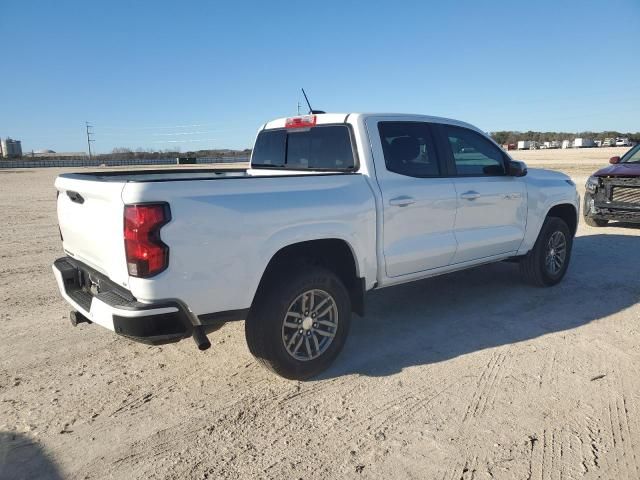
left=251, top=123, right=360, bottom=172
left=437, top=123, right=510, bottom=178
left=377, top=121, right=446, bottom=179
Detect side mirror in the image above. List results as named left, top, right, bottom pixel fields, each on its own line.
left=508, top=160, right=528, bottom=177
left=609, top=156, right=621, bottom=164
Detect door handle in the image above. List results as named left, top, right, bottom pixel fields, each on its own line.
left=460, top=191, right=481, bottom=201
left=389, top=195, right=416, bottom=207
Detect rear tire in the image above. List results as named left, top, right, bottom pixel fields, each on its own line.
left=520, top=216, right=573, bottom=287
left=245, top=265, right=351, bottom=380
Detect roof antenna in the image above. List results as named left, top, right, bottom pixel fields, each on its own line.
left=301, top=88, right=325, bottom=115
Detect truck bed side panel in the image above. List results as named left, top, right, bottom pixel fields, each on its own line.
left=122, top=174, right=377, bottom=316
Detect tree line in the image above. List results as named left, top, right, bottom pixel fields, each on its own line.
left=491, top=131, right=640, bottom=145
left=100, top=147, right=252, bottom=160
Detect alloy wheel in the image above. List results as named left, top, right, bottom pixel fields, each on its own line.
left=281, top=289, right=339, bottom=361
left=545, top=231, right=567, bottom=275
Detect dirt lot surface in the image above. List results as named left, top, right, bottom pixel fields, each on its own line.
left=1, top=148, right=639, bottom=480
left=512, top=146, right=628, bottom=180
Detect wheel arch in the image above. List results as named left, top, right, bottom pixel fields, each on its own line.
left=546, top=203, right=578, bottom=236
left=253, top=238, right=366, bottom=316
left=517, top=200, right=579, bottom=256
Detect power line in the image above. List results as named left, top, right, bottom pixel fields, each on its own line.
left=85, top=122, right=95, bottom=160
left=97, top=122, right=232, bottom=130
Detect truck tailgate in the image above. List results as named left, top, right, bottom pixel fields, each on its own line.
left=55, top=176, right=130, bottom=287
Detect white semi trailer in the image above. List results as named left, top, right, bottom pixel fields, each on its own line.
left=573, top=138, right=595, bottom=148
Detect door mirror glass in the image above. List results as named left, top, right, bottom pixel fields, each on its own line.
left=609, top=156, right=621, bottom=164
left=508, top=160, right=528, bottom=177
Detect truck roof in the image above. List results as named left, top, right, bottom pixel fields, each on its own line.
left=261, top=113, right=484, bottom=134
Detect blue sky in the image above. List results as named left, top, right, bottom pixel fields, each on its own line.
left=1, top=0, right=638, bottom=154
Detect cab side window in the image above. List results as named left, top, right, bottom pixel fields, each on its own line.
left=378, top=122, right=440, bottom=177
left=444, top=125, right=506, bottom=176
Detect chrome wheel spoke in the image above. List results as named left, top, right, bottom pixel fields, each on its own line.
left=317, top=319, right=336, bottom=328
left=316, top=305, right=333, bottom=319
left=287, top=332, right=299, bottom=349
left=311, top=297, right=330, bottom=316
left=314, top=329, right=335, bottom=339
left=293, top=335, right=304, bottom=354
left=305, top=337, right=312, bottom=358
left=308, top=292, right=315, bottom=312
left=545, top=256, right=553, bottom=270
left=283, top=320, right=299, bottom=329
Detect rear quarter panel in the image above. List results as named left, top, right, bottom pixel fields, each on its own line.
left=122, top=174, right=376, bottom=315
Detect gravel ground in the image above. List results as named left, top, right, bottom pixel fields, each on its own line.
left=1, top=149, right=639, bottom=480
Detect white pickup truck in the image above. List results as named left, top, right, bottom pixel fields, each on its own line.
left=53, top=113, right=579, bottom=379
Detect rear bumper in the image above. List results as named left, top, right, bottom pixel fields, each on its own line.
left=52, top=257, right=195, bottom=345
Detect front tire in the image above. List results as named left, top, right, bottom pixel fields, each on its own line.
left=520, top=217, right=573, bottom=287
left=245, top=266, right=351, bottom=380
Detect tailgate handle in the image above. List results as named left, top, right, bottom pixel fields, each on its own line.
left=67, top=191, right=85, bottom=204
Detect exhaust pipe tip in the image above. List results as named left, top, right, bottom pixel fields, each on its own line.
left=192, top=326, right=211, bottom=351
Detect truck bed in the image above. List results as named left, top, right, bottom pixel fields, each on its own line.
left=58, top=168, right=249, bottom=183
left=58, top=168, right=350, bottom=183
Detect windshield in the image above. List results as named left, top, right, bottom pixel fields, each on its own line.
left=621, top=144, right=640, bottom=163
left=251, top=125, right=356, bottom=171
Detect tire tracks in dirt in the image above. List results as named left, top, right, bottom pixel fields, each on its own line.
left=602, top=368, right=640, bottom=480
left=463, top=348, right=511, bottom=423
left=524, top=361, right=640, bottom=480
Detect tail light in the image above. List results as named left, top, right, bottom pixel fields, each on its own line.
left=124, top=203, right=171, bottom=277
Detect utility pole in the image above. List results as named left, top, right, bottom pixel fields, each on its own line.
left=85, top=122, right=95, bottom=160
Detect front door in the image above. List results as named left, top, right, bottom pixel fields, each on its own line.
left=437, top=124, right=527, bottom=264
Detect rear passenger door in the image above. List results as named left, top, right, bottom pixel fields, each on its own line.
left=367, top=120, right=458, bottom=278
left=435, top=124, right=527, bottom=264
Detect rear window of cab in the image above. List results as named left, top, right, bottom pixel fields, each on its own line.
left=251, top=125, right=356, bottom=171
